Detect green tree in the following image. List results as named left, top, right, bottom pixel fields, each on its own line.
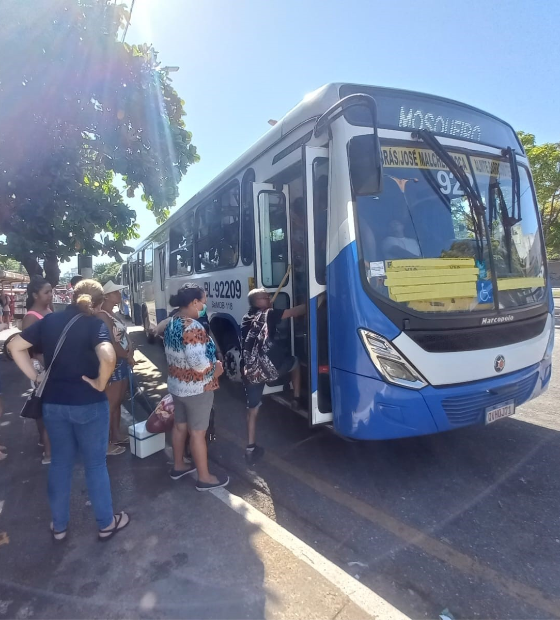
left=93, top=261, right=122, bottom=286
left=0, top=257, right=23, bottom=273
left=0, top=0, right=199, bottom=284
left=518, top=132, right=560, bottom=257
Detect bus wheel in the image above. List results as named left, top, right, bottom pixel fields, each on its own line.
left=143, top=310, right=155, bottom=344
left=224, top=345, right=242, bottom=382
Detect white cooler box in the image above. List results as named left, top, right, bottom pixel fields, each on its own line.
left=128, top=421, right=165, bottom=458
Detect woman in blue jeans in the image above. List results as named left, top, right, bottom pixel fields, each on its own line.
left=9, top=280, right=131, bottom=542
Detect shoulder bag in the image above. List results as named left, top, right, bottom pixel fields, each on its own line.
left=20, top=313, right=83, bottom=419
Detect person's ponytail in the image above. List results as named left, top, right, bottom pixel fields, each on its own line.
left=76, top=293, right=94, bottom=315
left=72, top=279, right=104, bottom=315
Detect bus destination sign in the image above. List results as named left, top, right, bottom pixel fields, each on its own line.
left=398, top=106, right=481, bottom=142
left=339, top=84, right=521, bottom=150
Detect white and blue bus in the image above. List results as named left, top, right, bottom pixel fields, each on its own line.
left=126, top=83, right=553, bottom=439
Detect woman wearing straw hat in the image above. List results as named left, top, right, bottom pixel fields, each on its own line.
left=97, top=280, right=136, bottom=453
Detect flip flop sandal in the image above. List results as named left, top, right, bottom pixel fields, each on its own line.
left=107, top=444, right=126, bottom=456
left=98, top=512, right=131, bottom=542
left=112, top=439, right=130, bottom=446
left=50, top=523, right=68, bottom=543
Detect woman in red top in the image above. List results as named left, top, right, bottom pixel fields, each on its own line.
left=22, top=276, right=53, bottom=464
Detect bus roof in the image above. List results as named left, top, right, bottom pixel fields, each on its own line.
left=133, top=82, right=520, bottom=251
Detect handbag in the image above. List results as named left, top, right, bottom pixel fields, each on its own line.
left=20, top=313, right=83, bottom=419
left=145, top=394, right=175, bottom=434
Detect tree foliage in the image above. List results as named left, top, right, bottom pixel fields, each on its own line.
left=0, top=0, right=199, bottom=284
left=518, top=132, right=560, bottom=258
left=0, top=257, right=23, bottom=273
left=93, top=261, right=122, bottom=286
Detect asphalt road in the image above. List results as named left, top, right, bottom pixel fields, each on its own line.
left=129, top=320, right=560, bottom=620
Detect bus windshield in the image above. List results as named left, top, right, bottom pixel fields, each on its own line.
left=355, top=143, right=546, bottom=314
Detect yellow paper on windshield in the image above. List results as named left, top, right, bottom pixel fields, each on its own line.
left=385, top=257, right=478, bottom=304
left=386, top=258, right=475, bottom=271
left=497, top=277, right=545, bottom=291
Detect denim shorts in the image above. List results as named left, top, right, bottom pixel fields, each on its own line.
left=110, top=358, right=129, bottom=383
left=244, top=356, right=298, bottom=409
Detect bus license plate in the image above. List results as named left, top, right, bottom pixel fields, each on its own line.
left=485, top=400, right=515, bottom=425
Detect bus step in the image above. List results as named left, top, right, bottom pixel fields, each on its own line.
left=270, top=393, right=307, bottom=415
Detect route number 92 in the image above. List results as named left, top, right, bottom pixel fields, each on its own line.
left=437, top=170, right=474, bottom=196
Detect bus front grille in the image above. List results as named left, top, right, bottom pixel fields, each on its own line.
left=441, top=373, right=538, bottom=427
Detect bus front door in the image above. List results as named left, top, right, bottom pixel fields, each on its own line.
left=252, top=183, right=293, bottom=395
left=304, top=147, right=332, bottom=425
left=154, top=243, right=167, bottom=325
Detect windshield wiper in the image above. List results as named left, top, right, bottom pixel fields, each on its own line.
left=412, top=129, right=486, bottom=264
left=490, top=181, right=515, bottom=273
left=502, top=146, right=522, bottom=225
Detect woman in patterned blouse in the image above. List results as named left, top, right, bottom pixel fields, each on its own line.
left=163, top=283, right=228, bottom=491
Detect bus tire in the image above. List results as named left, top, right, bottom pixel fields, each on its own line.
left=224, top=344, right=242, bottom=383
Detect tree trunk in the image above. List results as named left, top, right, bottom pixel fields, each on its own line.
left=43, top=255, right=60, bottom=287
left=22, top=257, right=43, bottom=280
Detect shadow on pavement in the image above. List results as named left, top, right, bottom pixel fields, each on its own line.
left=0, top=352, right=268, bottom=620
left=127, top=325, right=560, bottom=619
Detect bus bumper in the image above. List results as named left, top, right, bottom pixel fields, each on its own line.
left=331, top=358, right=552, bottom=440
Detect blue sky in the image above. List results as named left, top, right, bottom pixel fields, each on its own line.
left=119, top=0, right=559, bottom=249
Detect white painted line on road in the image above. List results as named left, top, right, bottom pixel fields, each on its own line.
left=211, top=485, right=410, bottom=620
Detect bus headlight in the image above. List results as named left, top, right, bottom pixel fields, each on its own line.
left=543, top=322, right=554, bottom=361
left=359, top=329, right=428, bottom=390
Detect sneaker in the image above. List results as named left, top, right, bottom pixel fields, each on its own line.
left=245, top=445, right=265, bottom=467
left=195, top=475, right=229, bottom=492
left=169, top=464, right=197, bottom=480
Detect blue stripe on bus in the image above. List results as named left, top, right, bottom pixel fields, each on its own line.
left=156, top=308, right=167, bottom=324
left=133, top=303, right=142, bottom=326
left=332, top=358, right=550, bottom=440
left=327, top=240, right=400, bottom=383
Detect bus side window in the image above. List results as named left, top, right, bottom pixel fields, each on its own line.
left=169, top=213, right=194, bottom=277
left=137, top=253, right=144, bottom=283
left=143, top=245, right=153, bottom=282
left=196, top=181, right=240, bottom=272
left=313, top=159, right=329, bottom=285
left=241, top=168, right=255, bottom=266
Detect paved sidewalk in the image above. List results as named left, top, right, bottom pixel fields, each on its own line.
left=0, top=334, right=404, bottom=619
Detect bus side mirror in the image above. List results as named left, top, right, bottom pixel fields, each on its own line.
left=348, top=134, right=384, bottom=196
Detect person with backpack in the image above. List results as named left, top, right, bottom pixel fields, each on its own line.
left=241, top=288, right=306, bottom=466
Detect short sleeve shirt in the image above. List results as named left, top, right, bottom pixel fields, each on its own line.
left=21, top=305, right=111, bottom=405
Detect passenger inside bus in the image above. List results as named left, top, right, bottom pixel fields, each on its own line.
left=381, top=219, right=421, bottom=259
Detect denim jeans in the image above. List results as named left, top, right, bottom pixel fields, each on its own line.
left=43, top=401, right=114, bottom=531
